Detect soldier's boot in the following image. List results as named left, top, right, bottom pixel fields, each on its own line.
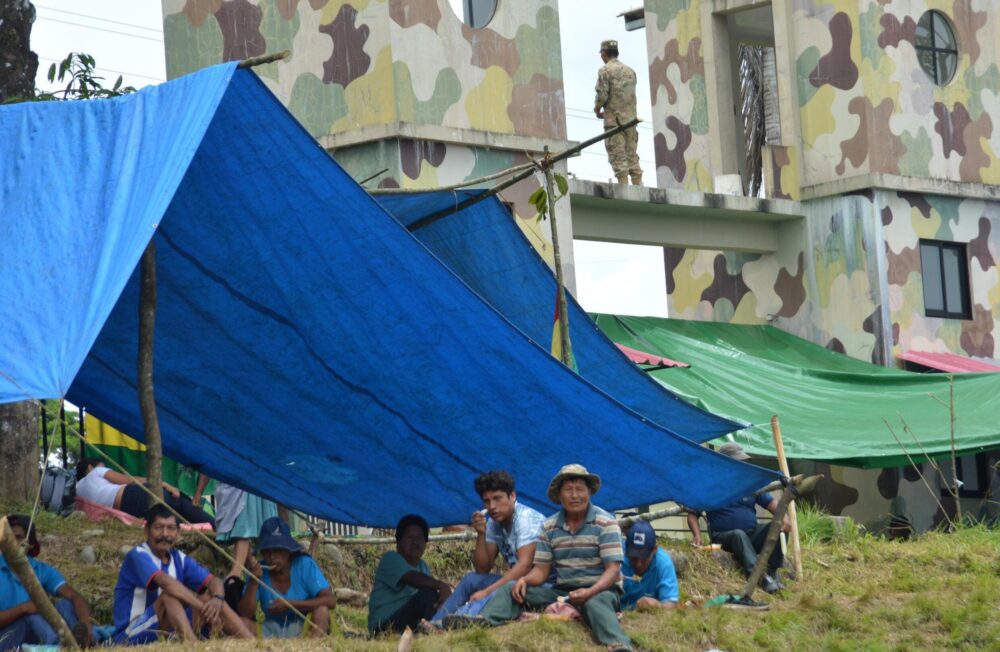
left=615, top=173, right=628, bottom=184
left=630, top=173, right=643, bottom=186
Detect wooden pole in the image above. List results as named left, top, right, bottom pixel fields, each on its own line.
left=770, top=416, right=802, bottom=580
left=0, top=517, right=80, bottom=649
left=138, top=241, right=163, bottom=505
left=237, top=50, right=290, bottom=68
left=543, top=146, right=573, bottom=367
left=740, top=474, right=822, bottom=600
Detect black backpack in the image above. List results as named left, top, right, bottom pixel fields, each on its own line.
left=40, top=466, right=76, bottom=516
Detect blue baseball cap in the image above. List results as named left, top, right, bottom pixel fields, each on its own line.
left=625, top=520, right=657, bottom=559
left=255, top=517, right=303, bottom=554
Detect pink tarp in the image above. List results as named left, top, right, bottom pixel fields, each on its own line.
left=74, top=496, right=214, bottom=531
left=616, top=343, right=689, bottom=368
left=897, top=350, right=1000, bottom=373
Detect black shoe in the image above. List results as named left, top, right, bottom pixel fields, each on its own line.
left=71, top=620, right=90, bottom=648
left=224, top=576, right=245, bottom=612
left=722, top=595, right=769, bottom=611
left=760, top=574, right=782, bottom=594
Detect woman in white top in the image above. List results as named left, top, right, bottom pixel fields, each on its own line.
left=75, top=458, right=214, bottom=526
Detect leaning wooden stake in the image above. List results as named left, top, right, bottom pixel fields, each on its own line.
left=771, top=416, right=803, bottom=580
left=0, top=517, right=80, bottom=649
left=741, top=474, right=823, bottom=600
left=543, top=145, right=572, bottom=367
left=138, top=241, right=163, bottom=505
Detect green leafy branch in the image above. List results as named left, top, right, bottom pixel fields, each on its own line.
left=35, top=53, right=136, bottom=101
left=528, top=173, right=569, bottom=223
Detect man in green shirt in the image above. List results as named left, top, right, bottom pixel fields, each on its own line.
left=368, top=514, right=453, bottom=633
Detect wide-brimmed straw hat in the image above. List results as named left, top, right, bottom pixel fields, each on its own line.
left=547, top=463, right=601, bottom=502
left=255, top=517, right=303, bottom=554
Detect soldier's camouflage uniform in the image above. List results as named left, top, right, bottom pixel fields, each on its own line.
left=595, top=57, right=642, bottom=184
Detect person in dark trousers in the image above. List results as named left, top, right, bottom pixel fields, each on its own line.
left=367, top=515, right=452, bottom=634
left=686, top=442, right=789, bottom=594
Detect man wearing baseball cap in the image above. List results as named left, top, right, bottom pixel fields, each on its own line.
left=595, top=39, right=642, bottom=185
left=686, top=443, right=788, bottom=594
left=620, top=521, right=679, bottom=610
left=479, top=464, right=631, bottom=651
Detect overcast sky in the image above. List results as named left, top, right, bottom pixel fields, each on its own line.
left=29, top=0, right=667, bottom=317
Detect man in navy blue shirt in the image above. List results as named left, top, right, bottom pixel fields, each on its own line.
left=686, top=443, right=789, bottom=593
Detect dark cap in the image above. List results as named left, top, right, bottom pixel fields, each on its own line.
left=255, top=517, right=303, bottom=554
left=718, top=442, right=750, bottom=460
left=600, top=39, right=618, bottom=52
left=625, top=520, right=657, bottom=560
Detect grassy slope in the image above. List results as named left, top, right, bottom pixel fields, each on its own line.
left=3, top=502, right=998, bottom=651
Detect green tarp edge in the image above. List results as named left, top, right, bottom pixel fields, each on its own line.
left=593, top=315, right=1000, bottom=468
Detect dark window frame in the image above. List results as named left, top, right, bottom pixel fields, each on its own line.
left=939, top=453, right=990, bottom=500
left=914, top=10, right=958, bottom=85
left=919, top=239, right=972, bottom=320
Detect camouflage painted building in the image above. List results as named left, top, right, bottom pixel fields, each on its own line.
left=637, top=0, right=999, bottom=531
left=162, top=0, right=575, bottom=277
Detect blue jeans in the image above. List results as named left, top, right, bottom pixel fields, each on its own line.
left=0, top=599, right=78, bottom=650
left=431, top=572, right=501, bottom=621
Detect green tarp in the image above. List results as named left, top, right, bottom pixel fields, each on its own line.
left=593, top=315, right=1000, bottom=468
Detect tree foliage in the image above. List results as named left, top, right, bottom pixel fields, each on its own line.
left=35, top=52, right=136, bottom=101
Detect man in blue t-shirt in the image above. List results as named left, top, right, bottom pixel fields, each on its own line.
left=112, top=503, right=253, bottom=644
left=429, top=470, right=546, bottom=627
left=686, top=443, right=789, bottom=594
left=0, top=514, right=91, bottom=649
left=620, top=521, right=678, bottom=610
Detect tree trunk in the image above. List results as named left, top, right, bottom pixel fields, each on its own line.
left=138, top=242, right=163, bottom=505
left=0, top=403, right=40, bottom=501
left=0, top=1, right=40, bottom=503
left=0, top=0, right=38, bottom=103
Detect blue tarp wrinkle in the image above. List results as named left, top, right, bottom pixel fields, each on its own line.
left=1, top=63, right=777, bottom=526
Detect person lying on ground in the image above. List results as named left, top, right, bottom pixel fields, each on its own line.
left=0, top=515, right=92, bottom=650
left=685, top=442, right=789, bottom=594
left=193, top=474, right=277, bottom=611
left=368, top=514, right=453, bottom=634
left=75, top=457, right=214, bottom=526
left=476, top=464, right=633, bottom=652
left=620, top=520, right=678, bottom=610
left=111, top=503, right=252, bottom=644
left=424, top=470, right=546, bottom=629
left=238, top=517, right=334, bottom=639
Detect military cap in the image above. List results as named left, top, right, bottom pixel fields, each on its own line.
left=600, top=39, right=618, bottom=52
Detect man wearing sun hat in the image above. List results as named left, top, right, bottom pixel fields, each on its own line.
left=620, top=520, right=679, bottom=610
left=686, top=442, right=788, bottom=594
left=478, top=464, right=631, bottom=651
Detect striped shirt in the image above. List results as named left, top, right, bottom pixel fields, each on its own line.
left=535, top=503, right=623, bottom=590
left=113, top=543, right=212, bottom=631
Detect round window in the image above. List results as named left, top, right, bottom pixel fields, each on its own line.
left=447, top=0, right=498, bottom=29
left=915, top=10, right=958, bottom=85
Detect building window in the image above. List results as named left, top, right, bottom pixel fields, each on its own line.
left=919, top=240, right=971, bottom=319
left=915, top=10, right=958, bottom=85
left=448, top=0, right=498, bottom=29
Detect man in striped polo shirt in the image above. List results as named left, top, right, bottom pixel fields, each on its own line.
left=480, top=464, right=631, bottom=651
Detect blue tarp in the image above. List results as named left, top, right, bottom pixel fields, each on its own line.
left=378, top=191, right=745, bottom=443
left=0, top=64, right=777, bottom=526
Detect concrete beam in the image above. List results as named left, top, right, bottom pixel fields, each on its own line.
left=569, top=179, right=803, bottom=253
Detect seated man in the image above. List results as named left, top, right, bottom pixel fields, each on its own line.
left=0, top=515, right=91, bottom=649
left=76, top=458, right=214, bottom=526
left=368, top=515, right=453, bottom=634
left=479, top=464, right=632, bottom=652
left=686, top=442, right=789, bottom=593
left=429, top=470, right=545, bottom=625
left=620, top=521, right=679, bottom=610
left=239, top=517, right=335, bottom=638
left=112, top=503, right=252, bottom=644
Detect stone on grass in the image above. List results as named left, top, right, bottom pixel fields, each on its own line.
left=79, top=545, right=96, bottom=564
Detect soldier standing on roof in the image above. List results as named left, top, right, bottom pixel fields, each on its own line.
left=595, top=39, right=642, bottom=186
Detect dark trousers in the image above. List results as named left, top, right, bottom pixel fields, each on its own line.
left=0, top=598, right=79, bottom=651
left=374, top=587, right=438, bottom=634
left=712, top=523, right=783, bottom=576
left=481, top=584, right=631, bottom=649
left=120, top=483, right=215, bottom=526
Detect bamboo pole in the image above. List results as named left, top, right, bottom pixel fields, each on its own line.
left=770, top=416, right=802, bottom=580
left=0, top=517, right=80, bottom=649
left=137, top=241, right=163, bottom=505
left=406, top=118, right=640, bottom=232
left=740, top=474, right=823, bottom=600
left=237, top=50, right=290, bottom=68
left=543, top=146, right=572, bottom=367
left=370, top=162, right=536, bottom=194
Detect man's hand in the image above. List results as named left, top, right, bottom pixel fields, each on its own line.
left=635, top=596, right=661, bottom=610
left=568, top=588, right=592, bottom=607
left=471, top=511, right=487, bottom=535
left=19, top=601, right=38, bottom=617
left=595, top=108, right=605, bottom=119
left=267, top=600, right=290, bottom=616
left=781, top=517, right=791, bottom=534
left=164, top=483, right=181, bottom=499
left=434, top=582, right=453, bottom=609
left=246, top=558, right=264, bottom=579
left=201, top=595, right=224, bottom=624
left=511, top=578, right=528, bottom=604
left=691, top=534, right=702, bottom=546
left=469, top=588, right=493, bottom=603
